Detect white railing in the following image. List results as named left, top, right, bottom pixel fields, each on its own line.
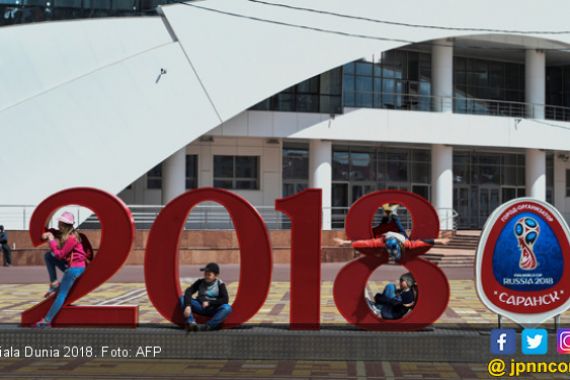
left=0, top=204, right=459, bottom=231
left=331, top=207, right=458, bottom=231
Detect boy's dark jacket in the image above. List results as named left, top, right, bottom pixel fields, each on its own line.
left=184, top=278, right=229, bottom=309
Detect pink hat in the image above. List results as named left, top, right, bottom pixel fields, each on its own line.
left=58, top=211, right=75, bottom=225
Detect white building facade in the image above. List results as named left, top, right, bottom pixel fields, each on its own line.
left=2, top=0, right=570, bottom=230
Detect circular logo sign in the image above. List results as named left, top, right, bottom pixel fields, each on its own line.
left=476, top=198, right=570, bottom=326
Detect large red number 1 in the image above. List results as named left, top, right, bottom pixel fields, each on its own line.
left=276, top=189, right=322, bottom=330
left=333, top=190, right=450, bottom=331
left=145, top=188, right=272, bottom=328
left=21, top=188, right=137, bottom=327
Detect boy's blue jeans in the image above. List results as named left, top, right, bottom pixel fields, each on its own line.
left=179, top=296, right=232, bottom=329
left=381, top=283, right=401, bottom=302
left=374, top=283, right=402, bottom=305
left=45, top=267, right=85, bottom=322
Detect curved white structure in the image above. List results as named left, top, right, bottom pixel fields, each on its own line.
left=2, top=0, right=570, bottom=229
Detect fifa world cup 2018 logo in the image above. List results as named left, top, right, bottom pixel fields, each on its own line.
left=514, top=217, right=540, bottom=270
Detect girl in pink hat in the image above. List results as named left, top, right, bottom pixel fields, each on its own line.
left=36, top=211, right=88, bottom=328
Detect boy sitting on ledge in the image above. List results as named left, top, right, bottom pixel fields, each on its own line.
left=181, top=262, right=232, bottom=332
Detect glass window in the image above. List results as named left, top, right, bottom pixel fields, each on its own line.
left=546, top=154, right=554, bottom=187
left=321, top=68, right=342, bottom=96
left=356, top=62, right=372, bottom=76
left=333, top=150, right=350, bottom=181
left=412, top=184, right=429, bottom=200
left=453, top=161, right=469, bottom=184
left=147, top=164, right=162, bottom=190
left=454, top=57, right=525, bottom=113
left=186, top=155, right=198, bottom=189
left=419, top=53, right=432, bottom=81
left=566, top=169, right=570, bottom=197
left=407, top=52, right=419, bottom=82
left=213, top=179, right=233, bottom=189
left=373, top=63, right=383, bottom=77
left=283, top=182, right=308, bottom=197
left=214, top=156, right=233, bottom=178
left=0, top=0, right=172, bottom=26
left=502, top=188, right=517, bottom=202
left=235, top=156, right=257, bottom=178
left=343, top=63, right=355, bottom=75
left=276, top=93, right=295, bottom=111
left=386, top=161, right=408, bottom=182
left=501, top=166, right=517, bottom=186
left=341, top=50, right=433, bottom=111
left=214, top=156, right=259, bottom=190
left=247, top=67, right=341, bottom=114
left=412, top=162, right=430, bottom=183
left=343, top=74, right=355, bottom=107
left=355, top=76, right=373, bottom=107
left=350, top=151, right=375, bottom=182
left=283, top=147, right=309, bottom=180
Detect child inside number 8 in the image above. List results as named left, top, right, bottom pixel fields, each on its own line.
left=35, top=211, right=89, bottom=328
left=370, top=272, right=418, bottom=320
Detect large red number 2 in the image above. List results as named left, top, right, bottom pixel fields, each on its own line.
left=276, top=189, right=322, bottom=330
left=21, top=188, right=137, bottom=327
left=333, top=190, right=450, bottom=331
left=145, top=188, right=272, bottom=328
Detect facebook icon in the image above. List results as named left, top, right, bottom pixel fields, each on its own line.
left=491, top=329, right=516, bottom=355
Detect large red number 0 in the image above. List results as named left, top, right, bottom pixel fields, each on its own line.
left=276, top=189, right=322, bottom=330
left=145, top=188, right=272, bottom=327
left=21, top=188, right=137, bottom=327
left=333, top=190, right=450, bottom=330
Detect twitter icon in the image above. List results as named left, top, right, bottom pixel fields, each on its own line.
left=522, top=329, right=548, bottom=355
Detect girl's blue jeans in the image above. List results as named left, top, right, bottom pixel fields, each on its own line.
left=44, top=267, right=85, bottom=322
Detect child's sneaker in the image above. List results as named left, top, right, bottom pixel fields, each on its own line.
left=367, top=299, right=383, bottom=316
left=185, top=322, right=198, bottom=332
left=44, top=282, right=60, bottom=298
left=34, top=319, right=51, bottom=329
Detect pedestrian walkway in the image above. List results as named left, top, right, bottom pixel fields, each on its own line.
left=0, top=280, right=525, bottom=325
left=0, top=358, right=498, bottom=379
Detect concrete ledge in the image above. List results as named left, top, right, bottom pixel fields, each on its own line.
left=0, top=325, right=561, bottom=362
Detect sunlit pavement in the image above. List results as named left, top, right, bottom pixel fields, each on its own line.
left=0, top=359, right=495, bottom=379
left=0, top=264, right=562, bottom=379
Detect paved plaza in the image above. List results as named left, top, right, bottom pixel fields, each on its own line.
left=0, top=263, right=499, bottom=326
left=0, top=264, right=566, bottom=379
left=0, top=359, right=505, bottom=379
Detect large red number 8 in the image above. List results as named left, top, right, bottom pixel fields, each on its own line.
left=333, top=190, right=450, bottom=331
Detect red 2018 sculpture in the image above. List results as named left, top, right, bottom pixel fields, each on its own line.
left=21, top=187, right=449, bottom=330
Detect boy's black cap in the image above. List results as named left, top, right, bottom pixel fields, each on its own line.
left=200, top=262, right=220, bottom=274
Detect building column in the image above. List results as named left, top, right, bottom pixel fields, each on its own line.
left=525, top=49, right=545, bottom=119
left=309, top=140, right=332, bottom=230
left=162, top=147, right=187, bottom=204
left=431, top=144, right=454, bottom=230
left=526, top=149, right=546, bottom=201
left=431, top=38, right=454, bottom=113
